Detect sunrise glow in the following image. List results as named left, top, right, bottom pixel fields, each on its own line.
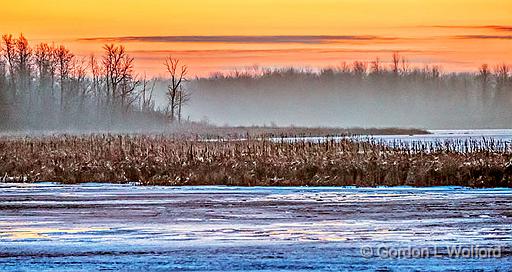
left=3, top=0, right=512, bottom=75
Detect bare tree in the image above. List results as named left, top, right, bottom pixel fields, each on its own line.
left=14, top=34, right=32, bottom=89
left=0, top=59, right=6, bottom=127
left=400, top=56, right=411, bottom=75
left=338, top=62, right=351, bottom=74
left=102, top=44, right=134, bottom=109
left=70, top=57, right=90, bottom=111
left=13, top=34, right=33, bottom=112
left=34, top=43, right=57, bottom=103
left=139, top=74, right=156, bottom=112
left=494, top=64, right=509, bottom=89
left=391, top=52, right=400, bottom=75
left=478, top=64, right=492, bottom=105
left=370, top=57, right=382, bottom=75
left=352, top=61, right=367, bottom=78
left=0, top=60, right=5, bottom=87
left=2, top=34, right=16, bottom=98
left=164, top=56, right=187, bottom=122
left=89, top=55, right=102, bottom=103
left=55, top=45, right=74, bottom=112
left=0, top=33, right=173, bottom=130
left=493, top=64, right=510, bottom=105
left=431, top=65, right=441, bottom=79
left=1, top=34, right=33, bottom=103
left=177, top=85, right=191, bottom=123
left=478, top=64, right=491, bottom=84
left=119, top=74, right=140, bottom=111
left=0, top=59, right=6, bottom=100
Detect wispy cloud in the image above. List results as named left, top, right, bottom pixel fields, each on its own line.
left=78, top=35, right=400, bottom=44
left=130, top=48, right=438, bottom=55
left=452, top=35, right=512, bottom=40
left=427, top=25, right=512, bottom=32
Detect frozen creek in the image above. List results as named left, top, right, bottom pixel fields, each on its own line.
left=0, top=184, right=511, bottom=271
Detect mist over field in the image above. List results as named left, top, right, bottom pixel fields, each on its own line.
left=1, top=33, right=511, bottom=132
left=182, top=66, right=512, bottom=129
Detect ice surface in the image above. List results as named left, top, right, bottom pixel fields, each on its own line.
left=0, top=183, right=511, bottom=271
left=275, top=129, right=512, bottom=152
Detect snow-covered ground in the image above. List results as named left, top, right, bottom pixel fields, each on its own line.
left=0, top=183, right=511, bottom=271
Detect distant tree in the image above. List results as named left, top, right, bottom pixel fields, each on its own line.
left=70, top=57, right=90, bottom=114
left=320, top=67, right=335, bottom=79
left=102, top=44, right=135, bottom=109
left=478, top=64, right=491, bottom=87
left=0, top=60, right=5, bottom=87
left=2, top=34, right=16, bottom=97
left=370, top=57, right=382, bottom=75
left=391, top=52, right=400, bottom=75
left=493, top=64, right=510, bottom=106
left=118, top=73, right=139, bottom=111
left=0, top=59, right=6, bottom=127
left=164, top=56, right=188, bottom=122
left=14, top=34, right=32, bottom=93
left=494, top=64, right=509, bottom=90
left=0, top=34, right=171, bottom=130
left=139, top=74, right=156, bottom=112
left=400, top=56, right=411, bottom=75
left=54, top=45, right=74, bottom=112
left=89, top=55, right=102, bottom=104
left=422, top=65, right=441, bottom=81
left=1, top=34, right=33, bottom=103
left=352, top=61, right=367, bottom=78
left=339, top=62, right=351, bottom=74
left=34, top=43, right=56, bottom=96
left=478, top=64, right=493, bottom=105
left=176, top=85, right=191, bottom=123
left=0, top=59, right=6, bottom=99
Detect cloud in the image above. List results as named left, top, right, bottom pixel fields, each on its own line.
left=128, top=48, right=446, bottom=63
left=452, top=35, right=512, bottom=40
left=483, top=26, right=512, bottom=32
left=78, top=35, right=399, bottom=44
left=427, top=25, right=512, bottom=32
left=130, top=48, right=436, bottom=55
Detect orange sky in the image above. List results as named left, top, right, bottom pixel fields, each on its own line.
left=2, top=0, right=512, bottom=76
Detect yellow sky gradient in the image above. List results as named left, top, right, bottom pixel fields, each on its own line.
left=2, top=0, right=512, bottom=75
left=3, top=0, right=512, bottom=37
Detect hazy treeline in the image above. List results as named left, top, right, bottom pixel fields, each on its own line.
left=189, top=55, right=512, bottom=128
left=0, top=34, right=190, bottom=132
left=2, top=34, right=511, bottom=130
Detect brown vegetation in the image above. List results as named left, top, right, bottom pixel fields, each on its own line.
left=148, top=125, right=429, bottom=139
left=0, top=135, right=510, bottom=187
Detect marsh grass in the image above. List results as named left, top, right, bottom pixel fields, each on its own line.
left=0, top=134, right=510, bottom=187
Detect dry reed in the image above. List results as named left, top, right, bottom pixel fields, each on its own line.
left=0, top=134, right=510, bottom=187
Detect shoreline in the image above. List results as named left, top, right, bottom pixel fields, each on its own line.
left=2, top=181, right=512, bottom=190
left=0, top=126, right=430, bottom=139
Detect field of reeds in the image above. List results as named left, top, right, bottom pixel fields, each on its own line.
left=0, top=134, right=511, bottom=187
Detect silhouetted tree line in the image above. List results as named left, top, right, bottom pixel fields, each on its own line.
left=2, top=34, right=511, bottom=130
left=191, top=53, right=512, bottom=128
left=0, top=34, right=189, bottom=131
